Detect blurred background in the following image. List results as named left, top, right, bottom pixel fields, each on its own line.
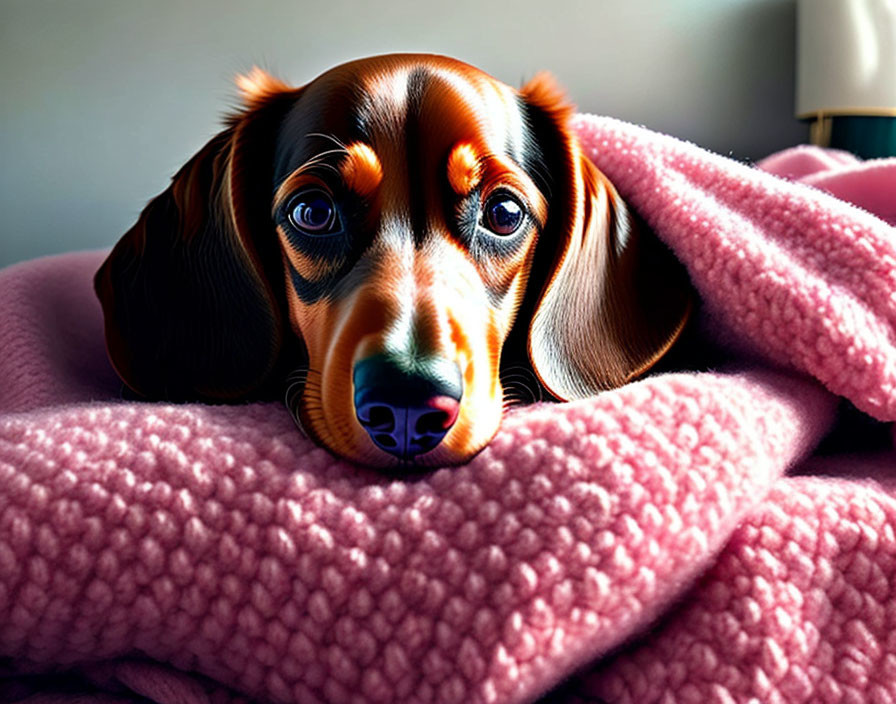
left=0, top=0, right=805, bottom=268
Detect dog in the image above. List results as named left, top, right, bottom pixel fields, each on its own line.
left=95, top=53, right=693, bottom=469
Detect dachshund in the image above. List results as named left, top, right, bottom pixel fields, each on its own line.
left=95, top=53, right=693, bottom=469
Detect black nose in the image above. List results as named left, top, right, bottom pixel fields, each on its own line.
left=353, top=354, right=463, bottom=460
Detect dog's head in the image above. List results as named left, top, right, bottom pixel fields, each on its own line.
left=95, top=54, right=692, bottom=469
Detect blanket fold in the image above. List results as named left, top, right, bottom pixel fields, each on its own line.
left=2, top=115, right=896, bottom=704
left=573, top=116, right=896, bottom=422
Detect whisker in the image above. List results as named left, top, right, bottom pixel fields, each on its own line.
left=283, top=364, right=316, bottom=438
left=303, top=147, right=351, bottom=164
left=305, top=132, right=349, bottom=152
left=285, top=369, right=309, bottom=384
left=500, top=365, right=543, bottom=408
left=295, top=151, right=347, bottom=176
left=286, top=402, right=309, bottom=438
left=284, top=366, right=329, bottom=443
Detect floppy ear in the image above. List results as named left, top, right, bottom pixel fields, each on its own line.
left=95, top=69, right=301, bottom=400
left=517, top=74, right=694, bottom=400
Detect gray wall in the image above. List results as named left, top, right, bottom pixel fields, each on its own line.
left=0, top=0, right=805, bottom=268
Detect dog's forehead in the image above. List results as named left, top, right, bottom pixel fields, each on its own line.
left=273, top=58, right=529, bottom=184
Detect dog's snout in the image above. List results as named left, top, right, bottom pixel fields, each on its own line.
left=353, top=355, right=462, bottom=460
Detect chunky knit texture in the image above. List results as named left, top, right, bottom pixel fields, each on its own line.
left=1, top=116, right=895, bottom=703
left=577, top=473, right=896, bottom=704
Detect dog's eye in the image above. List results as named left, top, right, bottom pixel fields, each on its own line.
left=483, top=195, right=525, bottom=236
left=288, top=190, right=340, bottom=234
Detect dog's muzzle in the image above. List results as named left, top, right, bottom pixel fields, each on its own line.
left=353, top=354, right=462, bottom=460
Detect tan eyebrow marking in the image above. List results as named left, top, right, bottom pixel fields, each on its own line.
left=340, top=142, right=382, bottom=196
left=272, top=142, right=375, bottom=210
left=447, top=142, right=483, bottom=196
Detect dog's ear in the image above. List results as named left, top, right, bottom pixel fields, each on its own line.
left=95, top=68, right=301, bottom=400
left=516, top=73, right=693, bottom=400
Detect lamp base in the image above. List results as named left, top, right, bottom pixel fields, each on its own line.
left=808, top=115, right=896, bottom=158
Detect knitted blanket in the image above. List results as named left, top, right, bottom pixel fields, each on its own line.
left=2, top=116, right=895, bottom=704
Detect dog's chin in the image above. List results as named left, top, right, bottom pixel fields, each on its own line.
left=351, top=441, right=491, bottom=473
left=296, top=405, right=498, bottom=471
left=325, top=432, right=494, bottom=472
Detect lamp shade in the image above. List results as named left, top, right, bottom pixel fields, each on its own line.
left=796, top=0, right=896, bottom=118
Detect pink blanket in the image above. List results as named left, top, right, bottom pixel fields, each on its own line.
left=2, top=117, right=895, bottom=704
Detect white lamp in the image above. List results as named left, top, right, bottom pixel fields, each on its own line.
left=797, top=0, right=896, bottom=154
